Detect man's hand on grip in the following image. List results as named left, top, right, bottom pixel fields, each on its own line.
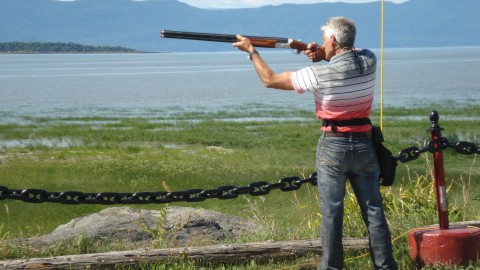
left=305, top=42, right=326, bottom=62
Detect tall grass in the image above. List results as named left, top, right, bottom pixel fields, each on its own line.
left=1, top=103, right=480, bottom=269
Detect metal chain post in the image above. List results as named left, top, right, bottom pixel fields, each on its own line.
left=428, top=111, right=449, bottom=229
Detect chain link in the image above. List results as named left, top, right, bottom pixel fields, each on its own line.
left=453, top=141, right=479, bottom=155
left=0, top=172, right=317, bottom=205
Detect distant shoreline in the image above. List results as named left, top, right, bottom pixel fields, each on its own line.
left=0, top=41, right=143, bottom=54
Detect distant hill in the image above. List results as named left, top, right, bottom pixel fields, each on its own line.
left=1, top=0, right=479, bottom=52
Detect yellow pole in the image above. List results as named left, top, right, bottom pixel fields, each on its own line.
left=380, top=0, right=385, bottom=130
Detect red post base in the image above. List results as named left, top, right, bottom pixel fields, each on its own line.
left=408, top=226, right=480, bottom=267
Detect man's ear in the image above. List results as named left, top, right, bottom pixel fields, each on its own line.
left=329, top=35, right=337, bottom=47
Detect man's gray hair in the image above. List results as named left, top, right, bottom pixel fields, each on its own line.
left=327, top=17, right=356, bottom=48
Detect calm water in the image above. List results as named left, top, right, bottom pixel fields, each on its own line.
left=1, top=47, right=480, bottom=123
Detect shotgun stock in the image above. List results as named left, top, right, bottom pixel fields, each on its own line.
left=160, top=30, right=319, bottom=54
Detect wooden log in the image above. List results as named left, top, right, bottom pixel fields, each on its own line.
left=0, top=238, right=368, bottom=270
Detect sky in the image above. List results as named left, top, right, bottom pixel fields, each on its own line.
left=177, top=0, right=410, bottom=9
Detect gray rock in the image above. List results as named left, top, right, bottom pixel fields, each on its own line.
left=15, top=206, right=258, bottom=248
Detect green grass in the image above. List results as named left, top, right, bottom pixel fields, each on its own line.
left=1, top=103, right=480, bottom=269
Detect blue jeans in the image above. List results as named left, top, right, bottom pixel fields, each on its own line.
left=316, top=133, right=398, bottom=270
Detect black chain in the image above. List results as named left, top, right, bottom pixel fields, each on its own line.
left=395, top=137, right=479, bottom=163
left=0, top=173, right=317, bottom=205
left=1, top=137, right=477, bottom=205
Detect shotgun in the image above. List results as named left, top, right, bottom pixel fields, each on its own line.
left=160, top=30, right=320, bottom=55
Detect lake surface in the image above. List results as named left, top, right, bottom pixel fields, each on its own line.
left=1, top=47, right=480, bottom=123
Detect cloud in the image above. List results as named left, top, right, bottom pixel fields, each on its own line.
left=53, top=0, right=409, bottom=8
left=178, top=0, right=409, bottom=9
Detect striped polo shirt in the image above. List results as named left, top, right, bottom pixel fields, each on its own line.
left=291, top=49, right=376, bottom=132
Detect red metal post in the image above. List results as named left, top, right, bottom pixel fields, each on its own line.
left=429, top=111, right=449, bottom=229
left=407, top=111, right=480, bottom=267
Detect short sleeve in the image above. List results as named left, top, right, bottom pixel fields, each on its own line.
left=291, top=67, right=318, bottom=94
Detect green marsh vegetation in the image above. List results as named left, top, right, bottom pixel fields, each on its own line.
left=1, top=103, right=480, bottom=269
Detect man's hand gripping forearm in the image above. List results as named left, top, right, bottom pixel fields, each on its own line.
left=232, top=35, right=292, bottom=90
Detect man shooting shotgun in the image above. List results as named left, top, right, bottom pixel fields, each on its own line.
left=160, top=30, right=325, bottom=56
left=234, top=17, right=398, bottom=270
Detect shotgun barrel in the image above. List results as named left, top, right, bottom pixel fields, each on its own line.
left=161, top=30, right=290, bottom=46
left=160, top=30, right=308, bottom=50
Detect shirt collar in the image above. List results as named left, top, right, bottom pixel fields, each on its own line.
left=330, top=50, right=356, bottom=63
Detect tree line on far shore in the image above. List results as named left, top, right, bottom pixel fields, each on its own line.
left=0, top=42, right=140, bottom=53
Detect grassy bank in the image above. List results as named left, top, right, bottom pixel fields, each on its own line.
left=1, top=103, right=480, bottom=269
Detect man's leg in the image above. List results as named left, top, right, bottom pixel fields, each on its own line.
left=350, top=140, right=398, bottom=270
left=317, top=137, right=349, bottom=270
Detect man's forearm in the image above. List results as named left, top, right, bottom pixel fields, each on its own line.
left=249, top=50, right=294, bottom=90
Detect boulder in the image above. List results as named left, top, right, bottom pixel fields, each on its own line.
left=17, top=206, right=258, bottom=248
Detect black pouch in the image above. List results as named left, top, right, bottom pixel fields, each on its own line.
left=371, top=125, right=397, bottom=186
